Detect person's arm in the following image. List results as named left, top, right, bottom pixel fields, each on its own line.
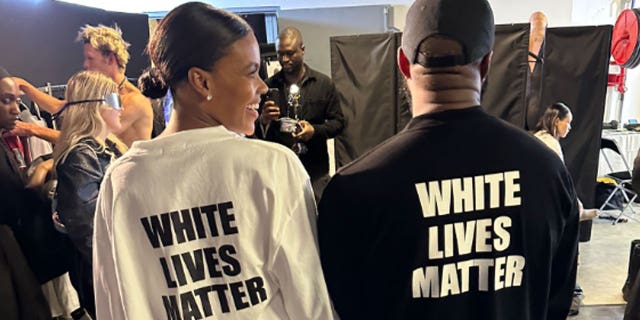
left=56, top=145, right=103, bottom=263
left=25, top=158, right=53, bottom=189
left=112, top=93, right=153, bottom=139
left=13, top=77, right=66, bottom=114
left=318, top=173, right=366, bottom=319
left=10, top=121, right=59, bottom=144
left=93, top=170, right=127, bottom=320
left=547, top=168, right=580, bottom=319
left=269, top=156, right=337, bottom=319
left=306, top=82, right=345, bottom=140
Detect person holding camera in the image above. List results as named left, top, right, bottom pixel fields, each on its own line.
left=254, top=27, right=345, bottom=200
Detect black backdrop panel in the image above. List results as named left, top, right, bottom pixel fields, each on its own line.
left=331, top=27, right=611, bottom=217
left=0, top=0, right=149, bottom=86
left=542, top=26, right=612, bottom=208
left=331, top=33, right=409, bottom=168
left=482, top=24, right=530, bottom=127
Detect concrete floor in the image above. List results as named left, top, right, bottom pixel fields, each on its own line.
left=577, top=209, right=640, bottom=306
left=569, top=305, right=626, bottom=320
left=569, top=206, right=640, bottom=319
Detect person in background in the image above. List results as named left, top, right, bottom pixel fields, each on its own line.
left=53, top=70, right=123, bottom=318
left=318, top=0, right=579, bottom=319
left=13, top=24, right=152, bottom=147
left=93, top=3, right=336, bottom=319
left=0, top=65, right=51, bottom=320
left=138, top=67, right=167, bottom=137
left=254, top=26, right=345, bottom=200
left=532, top=102, right=599, bottom=222
left=532, top=101, right=599, bottom=317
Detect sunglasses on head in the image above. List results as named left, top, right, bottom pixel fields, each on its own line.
left=52, top=93, right=122, bottom=120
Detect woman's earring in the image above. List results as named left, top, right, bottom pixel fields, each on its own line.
left=206, top=95, right=212, bottom=101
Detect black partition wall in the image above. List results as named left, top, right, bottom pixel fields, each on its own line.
left=331, top=26, right=612, bottom=234
left=483, top=25, right=612, bottom=211
left=330, top=33, right=411, bottom=168
left=0, top=0, right=150, bottom=86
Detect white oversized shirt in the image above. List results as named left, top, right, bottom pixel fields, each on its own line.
left=93, top=126, right=336, bottom=320
left=534, top=130, right=564, bottom=163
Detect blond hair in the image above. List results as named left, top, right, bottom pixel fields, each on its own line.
left=77, top=24, right=131, bottom=70
left=53, top=71, right=118, bottom=165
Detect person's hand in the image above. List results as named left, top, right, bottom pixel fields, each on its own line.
left=11, top=77, right=26, bottom=92
left=260, top=100, right=280, bottom=126
left=26, top=159, right=54, bottom=188
left=39, top=158, right=54, bottom=172
left=9, top=121, right=36, bottom=137
left=293, top=120, right=314, bottom=142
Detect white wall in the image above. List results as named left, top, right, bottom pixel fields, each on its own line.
left=63, top=0, right=584, bottom=27
left=68, top=0, right=640, bottom=123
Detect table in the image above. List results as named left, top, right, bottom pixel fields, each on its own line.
left=598, top=130, right=640, bottom=176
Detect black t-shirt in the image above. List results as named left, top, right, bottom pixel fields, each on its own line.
left=318, top=106, right=579, bottom=320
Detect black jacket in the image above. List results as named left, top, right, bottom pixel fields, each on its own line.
left=56, top=137, right=113, bottom=263
left=0, top=137, right=72, bottom=284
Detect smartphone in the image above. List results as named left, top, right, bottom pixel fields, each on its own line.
left=265, top=88, right=280, bottom=104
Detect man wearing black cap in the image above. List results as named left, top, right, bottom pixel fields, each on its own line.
left=318, top=0, right=579, bottom=319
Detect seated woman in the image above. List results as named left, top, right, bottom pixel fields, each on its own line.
left=53, top=70, right=122, bottom=318
left=533, top=102, right=599, bottom=221
left=93, top=3, right=335, bottom=319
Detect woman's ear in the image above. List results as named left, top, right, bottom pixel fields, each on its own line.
left=187, top=67, right=213, bottom=100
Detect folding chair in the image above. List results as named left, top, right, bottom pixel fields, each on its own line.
left=599, top=137, right=639, bottom=224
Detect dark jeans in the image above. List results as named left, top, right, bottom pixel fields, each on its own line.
left=68, top=249, right=94, bottom=318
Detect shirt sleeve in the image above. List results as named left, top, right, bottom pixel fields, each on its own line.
left=93, top=171, right=127, bottom=320
left=268, top=156, right=338, bottom=319
left=546, top=167, right=580, bottom=318
left=317, top=173, right=365, bottom=319
left=312, top=82, right=345, bottom=140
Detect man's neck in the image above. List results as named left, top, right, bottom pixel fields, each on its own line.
left=112, top=73, right=127, bottom=90
left=409, top=73, right=482, bottom=117
left=284, top=64, right=306, bottom=85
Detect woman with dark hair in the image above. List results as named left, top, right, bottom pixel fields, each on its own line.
left=533, top=102, right=572, bottom=161
left=533, top=102, right=598, bottom=221
left=533, top=102, right=596, bottom=317
left=94, top=3, right=335, bottom=319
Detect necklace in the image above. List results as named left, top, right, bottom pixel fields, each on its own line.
left=117, top=77, right=126, bottom=90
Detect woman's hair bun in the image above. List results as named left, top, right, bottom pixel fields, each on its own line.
left=138, top=67, right=168, bottom=99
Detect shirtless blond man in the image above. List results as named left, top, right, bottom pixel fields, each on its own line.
left=14, top=24, right=152, bottom=147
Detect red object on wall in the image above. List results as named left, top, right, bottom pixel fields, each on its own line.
left=612, top=9, right=640, bottom=66
left=608, top=62, right=626, bottom=94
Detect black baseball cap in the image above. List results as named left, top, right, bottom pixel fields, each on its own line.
left=402, top=0, right=495, bottom=68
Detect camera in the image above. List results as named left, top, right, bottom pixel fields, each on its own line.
left=265, top=88, right=280, bottom=104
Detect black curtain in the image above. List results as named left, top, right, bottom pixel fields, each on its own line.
left=330, top=33, right=411, bottom=168
left=482, top=24, right=530, bottom=127
left=331, top=27, right=611, bottom=226
left=0, top=0, right=150, bottom=86
left=542, top=26, right=612, bottom=209
left=482, top=25, right=611, bottom=209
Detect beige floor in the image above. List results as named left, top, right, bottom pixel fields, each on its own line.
left=578, top=205, right=640, bottom=306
